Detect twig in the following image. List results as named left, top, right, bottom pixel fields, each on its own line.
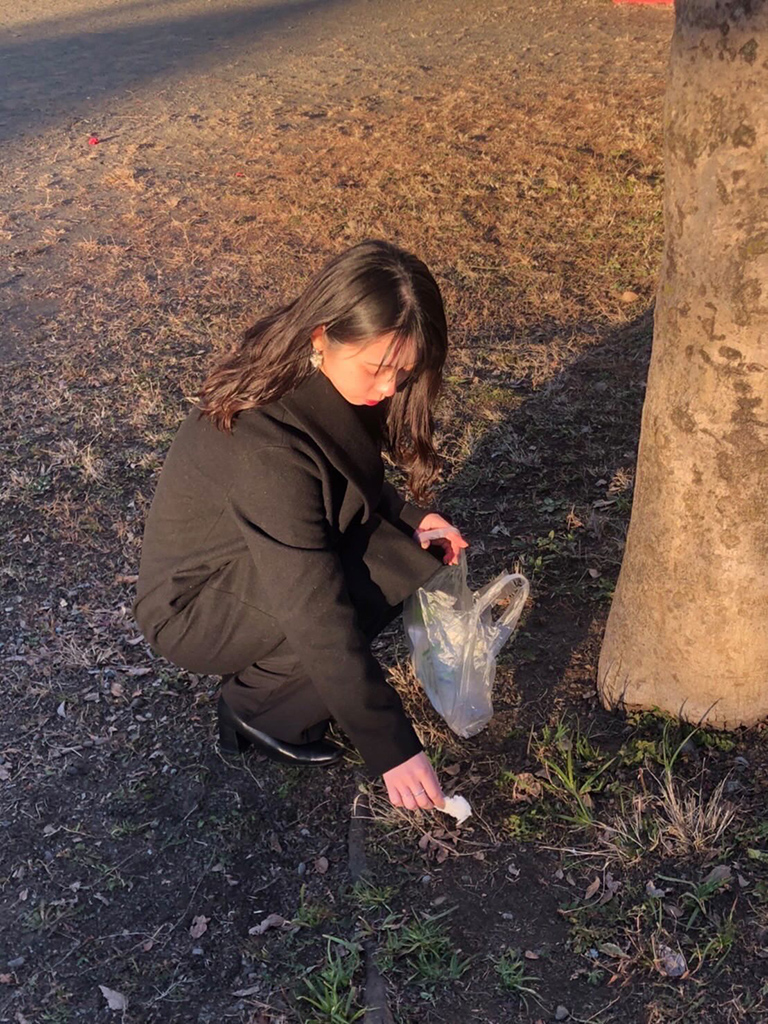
left=159, top=857, right=217, bottom=948
left=349, top=784, right=396, bottom=1024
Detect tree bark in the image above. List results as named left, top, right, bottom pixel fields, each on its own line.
left=598, top=0, right=768, bottom=727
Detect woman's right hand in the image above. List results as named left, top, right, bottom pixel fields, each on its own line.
left=382, top=751, right=445, bottom=811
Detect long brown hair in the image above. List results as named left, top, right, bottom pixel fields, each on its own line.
left=197, top=240, right=448, bottom=502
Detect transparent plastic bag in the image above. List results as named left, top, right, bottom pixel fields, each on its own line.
left=403, top=552, right=530, bottom=738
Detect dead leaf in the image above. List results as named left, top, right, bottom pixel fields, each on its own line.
left=0, top=974, right=14, bottom=984
left=524, top=950, right=540, bottom=960
left=189, top=915, right=209, bottom=939
left=98, top=984, right=127, bottom=1010
left=249, top=913, right=292, bottom=935
left=598, top=873, right=621, bottom=905
left=110, top=681, right=124, bottom=698
left=269, top=833, right=282, bottom=854
left=314, top=856, right=329, bottom=874
left=510, top=772, right=543, bottom=803
left=435, top=846, right=449, bottom=864
left=584, top=877, right=601, bottom=900
left=620, top=290, right=640, bottom=303
left=598, top=942, right=628, bottom=959
left=703, top=864, right=732, bottom=887
left=418, top=833, right=432, bottom=852
left=645, top=881, right=667, bottom=898
left=656, top=943, right=687, bottom=978
left=444, top=763, right=461, bottom=776
left=125, top=666, right=152, bottom=677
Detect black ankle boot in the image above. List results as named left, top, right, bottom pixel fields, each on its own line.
left=217, top=697, right=343, bottom=767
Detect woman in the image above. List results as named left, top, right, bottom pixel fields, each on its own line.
left=134, top=240, right=468, bottom=813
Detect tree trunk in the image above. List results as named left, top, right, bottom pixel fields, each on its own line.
left=598, top=0, right=768, bottom=727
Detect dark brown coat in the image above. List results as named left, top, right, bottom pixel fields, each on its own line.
left=134, top=370, right=440, bottom=775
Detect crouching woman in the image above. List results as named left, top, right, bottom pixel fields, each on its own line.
left=134, top=240, right=467, bottom=812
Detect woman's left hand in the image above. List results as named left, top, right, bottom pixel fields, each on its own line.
left=413, top=513, right=469, bottom=566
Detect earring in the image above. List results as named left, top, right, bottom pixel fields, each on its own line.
left=310, top=348, right=323, bottom=369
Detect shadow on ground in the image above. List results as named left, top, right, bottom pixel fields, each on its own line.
left=0, top=0, right=349, bottom=145
left=433, top=307, right=654, bottom=740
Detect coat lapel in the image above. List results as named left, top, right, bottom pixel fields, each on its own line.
left=280, top=371, right=385, bottom=522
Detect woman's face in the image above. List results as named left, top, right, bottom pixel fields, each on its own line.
left=311, top=328, right=416, bottom=407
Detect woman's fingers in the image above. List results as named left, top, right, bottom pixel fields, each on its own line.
left=422, top=776, right=445, bottom=810
left=386, top=783, right=403, bottom=808
left=414, top=524, right=469, bottom=565
left=414, top=788, right=434, bottom=810
left=389, top=783, right=444, bottom=812
left=411, top=762, right=445, bottom=809
left=432, top=534, right=469, bottom=565
left=389, top=778, right=440, bottom=811
left=428, top=537, right=455, bottom=563
left=382, top=751, right=446, bottom=812
left=398, top=782, right=435, bottom=811
left=451, top=536, right=469, bottom=555
left=400, top=788, right=418, bottom=811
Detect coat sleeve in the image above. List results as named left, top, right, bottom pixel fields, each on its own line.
left=228, top=444, right=423, bottom=777
left=379, top=480, right=430, bottom=533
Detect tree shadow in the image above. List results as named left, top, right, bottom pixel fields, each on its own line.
left=437, top=307, right=654, bottom=742
left=0, top=0, right=348, bottom=147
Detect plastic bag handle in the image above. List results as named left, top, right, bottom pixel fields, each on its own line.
left=415, top=527, right=463, bottom=543
left=474, top=573, right=530, bottom=657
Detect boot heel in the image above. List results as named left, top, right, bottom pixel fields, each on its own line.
left=218, top=702, right=251, bottom=755
left=219, top=722, right=251, bottom=755
left=216, top=694, right=343, bottom=767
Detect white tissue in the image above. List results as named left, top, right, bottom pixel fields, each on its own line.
left=440, top=794, right=472, bottom=824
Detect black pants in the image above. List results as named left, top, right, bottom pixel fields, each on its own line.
left=146, top=519, right=443, bottom=746
left=220, top=598, right=404, bottom=744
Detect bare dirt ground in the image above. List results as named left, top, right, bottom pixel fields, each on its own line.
left=2, top=0, right=767, bottom=1022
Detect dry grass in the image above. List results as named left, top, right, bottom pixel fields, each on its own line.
left=656, top=773, right=736, bottom=859
left=3, top=60, right=666, bottom=499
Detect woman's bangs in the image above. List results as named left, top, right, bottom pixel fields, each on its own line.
left=385, top=323, right=433, bottom=385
